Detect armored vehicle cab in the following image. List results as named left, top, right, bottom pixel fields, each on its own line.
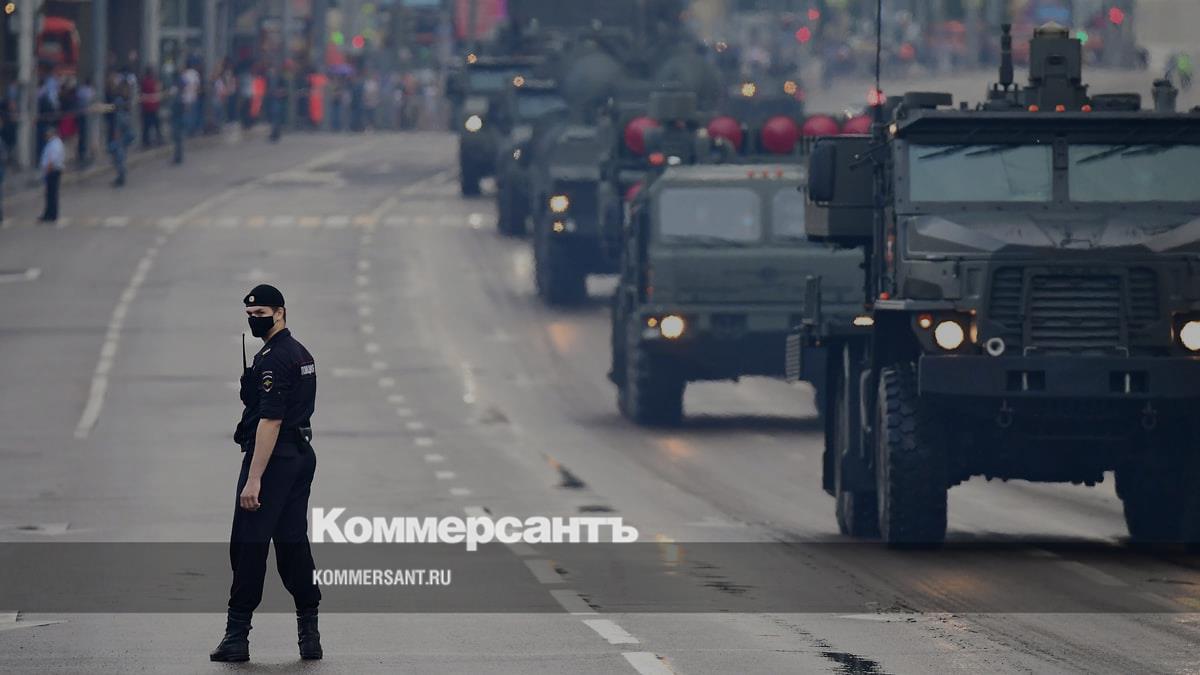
left=805, top=23, right=1200, bottom=545
left=494, top=79, right=567, bottom=235
left=609, top=165, right=862, bottom=425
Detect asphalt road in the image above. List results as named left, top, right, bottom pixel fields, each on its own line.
left=2, top=70, right=1200, bottom=674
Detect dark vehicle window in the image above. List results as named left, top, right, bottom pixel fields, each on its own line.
left=1070, top=145, right=1200, bottom=202
left=908, top=144, right=1053, bottom=202
left=515, top=94, right=566, bottom=120
left=658, top=187, right=761, bottom=243
left=467, top=69, right=523, bottom=92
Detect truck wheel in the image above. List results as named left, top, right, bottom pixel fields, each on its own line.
left=833, top=344, right=877, bottom=538
left=534, top=220, right=586, bottom=306
left=875, top=364, right=948, bottom=546
left=621, top=323, right=683, bottom=426
left=460, top=166, right=481, bottom=196
left=1117, top=437, right=1200, bottom=544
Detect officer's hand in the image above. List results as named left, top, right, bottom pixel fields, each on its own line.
left=239, top=478, right=262, bottom=511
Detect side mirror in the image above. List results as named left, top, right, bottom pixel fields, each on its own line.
left=807, top=141, right=836, bottom=203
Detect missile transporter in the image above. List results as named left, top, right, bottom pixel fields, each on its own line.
left=801, top=24, right=1200, bottom=545
left=608, top=93, right=862, bottom=426
left=448, top=55, right=544, bottom=196
left=493, top=79, right=568, bottom=236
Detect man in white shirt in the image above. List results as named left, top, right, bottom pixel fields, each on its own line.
left=38, top=127, right=65, bottom=223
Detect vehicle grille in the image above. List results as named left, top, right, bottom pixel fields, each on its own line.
left=1127, top=267, right=1158, bottom=328
left=1026, top=274, right=1122, bottom=354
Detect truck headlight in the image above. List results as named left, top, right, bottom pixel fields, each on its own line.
left=660, top=315, right=686, bottom=339
left=1181, top=320, right=1200, bottom=351
left=933, top=320, right=965, bottom=351
left=464, top=115, right=483, bottom=132
left=549, top=194, right=570, bottom=213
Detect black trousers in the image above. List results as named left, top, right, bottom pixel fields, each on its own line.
left=228, top=445, right=321, bottom=613
left=42, top=170, right=61, bottom=221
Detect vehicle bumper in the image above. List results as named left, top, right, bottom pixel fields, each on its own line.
left=919, top=354, right=1200, bottom=400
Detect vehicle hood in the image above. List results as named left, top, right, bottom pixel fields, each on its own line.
left=649, top=246, right=862, bottom=305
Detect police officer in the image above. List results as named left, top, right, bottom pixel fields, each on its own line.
left=210, top=284, right=323, bottom=662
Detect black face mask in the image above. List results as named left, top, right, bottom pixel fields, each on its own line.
left=247, top=314, right=277, bottom=338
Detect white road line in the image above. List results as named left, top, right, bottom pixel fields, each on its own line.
left=357, top=260, right=371, bottom=272
left=364, top=342, right=380, bottom=354
left=386, top=394, right=406, bottom=404
left=549, top=589, right=596, bottom=615
left=102, top=216, right=129, bottom=227
left=357, top=306, right=373, bottom=317
left=377, top=377, right=396, bottom=388
left=423, top=453, right=445, bottom=463
left=449, top=487, right=472, bottom=497
left=435, top=470, right=456, bottom=480
left=405, top=421, right=425, bottom=431
left=325, top=215, right=350, bottom=228
left=583, top=619, right=639, bottom=645
left=395, top=407, right=413, bottom=417
left=270, top=215, right=295, bottom=227
left=75, top=246, right=161, bottom=438
left=361, top=323, right=376, bottom=335
left=0, top=268, right=40, bottom=284
left=623, top=652, right=674, bottom=675
left=415, top=437, right=434, bottom=447
left=523, top=559, right=565, bottom=584
left=1055, top=560, right=1127, bottom=587
left=355, top=275, right=369, bottom=287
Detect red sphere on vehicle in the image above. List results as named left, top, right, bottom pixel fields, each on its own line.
left=760, top=115, right=800, bottom=154
left=801, top=114, right=840, bottom=137
left=706, top=115, right=744, bottom=151
left=841, top=115, right=872, bottom=135
left=624, top=116, right=660, bottom=156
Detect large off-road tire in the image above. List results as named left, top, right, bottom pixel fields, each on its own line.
left=1117, top=430, right=1200, bottom=545
left=875, top=364, right=948, bottom=546
left=460, top=165, right=481, bottom=196
left=620, top=322, right=683, bottom=426
left=833, top=344, right=878, bottom=538
left=534, top=218, right=587, bottom=306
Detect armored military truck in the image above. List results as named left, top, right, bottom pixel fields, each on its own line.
left=610, top=164, right=863, bottom=425
left=493, top=79, right=568, bottom=236
left=447, top=55, right=543, bottom=196
left=802, top=23, right=1200, bottom=545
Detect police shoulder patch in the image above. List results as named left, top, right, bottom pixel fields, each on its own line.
left=261, top=370, right=274, bottom=392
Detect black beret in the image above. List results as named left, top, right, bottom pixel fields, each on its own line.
left=243, top=284, right=285, bottom=307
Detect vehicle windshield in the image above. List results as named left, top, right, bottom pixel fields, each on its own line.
left=515, top=93, right=566, bottom=121
left=467, top=68, right=524, bottom=92
left=771, top=188, right=816, bottom=244
left=1069, top=144, right=1200, bottom=202
left=658, top=187, right=761, bottom=244
left=908, top=144, right=1053, bottom=202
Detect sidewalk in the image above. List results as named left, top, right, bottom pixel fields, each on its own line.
left=3, top=124, right=267, bottom=207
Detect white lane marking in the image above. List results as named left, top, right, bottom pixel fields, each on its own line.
left=435, top=470, right=456, bottom=480
left=371, top=360, right=388, bottom=371
left=325, top=215, right=350, bottom=228
left=361, top=323, right=376, bottom=335
left=358, top=306, right=373, bottom=317
left=449, top=487, right=472, bottom=497
left=358, top=260, right=371, bottom=272
left=405, top=421, right=425, bottom=431
left=523, top=559, right=565, bottom=584
left=157, top=216, right=185, bottom=229
left=415, top=437, right=434, bottom=447
left=387, top=394, right=406, bottom=404
left=270, top=215, right=295, bottom=227
left=0, top=268, right=40, bottom=284
left=384, top=215, right=409, bottom=227
left=583, top=619, right=639, bottom=645
left=623, top=652, right=675, bottom=675
left=75, top=246, right=160, bottom=439
left=356, top=275, right=369, bottom=287
left=1055, top=560, right=1127, bottom=587
left=102, top=216, right=130, bottom=227
left=395, top=407, right=413, bottom=417
left=377, top=377, right=396, bottom=388
left=424, top=453, right=445, bottom=463
left=364, top=342, right=380, bottom=354
left=549, top=589, right=596, bottom=615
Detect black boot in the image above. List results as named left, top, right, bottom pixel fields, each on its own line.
left=297, top=608, right=323, bottom=660
left=209, top=609, right=252, bottom=662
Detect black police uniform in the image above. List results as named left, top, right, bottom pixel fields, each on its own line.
left=229, top=319, right=321, bottom=614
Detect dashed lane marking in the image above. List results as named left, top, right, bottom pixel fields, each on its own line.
left=386, top=394, right=406, bottom=404
left=423, top=453, right=444, bottom=463
left=449, top=487, right=472, bottom=497
left=435, top=470, right=456, bottom=480
left=549, top=589, right=596, bottom=615
left=395, top=407, right=413, bottom=417
left=405, top=421, right=425, bottom=431
left=622, top=652, right=675, bottom=675
left=523, top=559, right=565, bottom=585
left=583, top=619, right=639, bottom=645
left=377, top=377, right=396, bottom=388
left=415, top=437, right=434, bottom=447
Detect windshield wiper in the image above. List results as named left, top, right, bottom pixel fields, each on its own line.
left=1074, top=144, right=1153, bottom=164
left=962, top=144, right=1025, bottom=157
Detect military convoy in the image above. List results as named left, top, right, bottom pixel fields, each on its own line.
left=798, top=23, right=1200, bottom=545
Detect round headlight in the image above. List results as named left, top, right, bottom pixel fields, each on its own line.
left=464, top=115, right=483, bottom=132
left=549, top=194, right=570, bottom=213
left=660, top=315, right=686, bottom=339
left=1181, top=320, right=1200, bottom=351
left=933, top=320, right=965, bottom=351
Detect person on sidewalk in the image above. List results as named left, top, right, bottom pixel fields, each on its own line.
left=170, top=72, right=186, bottom=165
left=108, top=79, right=133, bottom=187
left=210, top=285, right=323, bottom=663
left=38, top=127, right=65, bottom=223
left=75, top=77, right=94, bottom=166
left=140, top=66, right=162, bottom=147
